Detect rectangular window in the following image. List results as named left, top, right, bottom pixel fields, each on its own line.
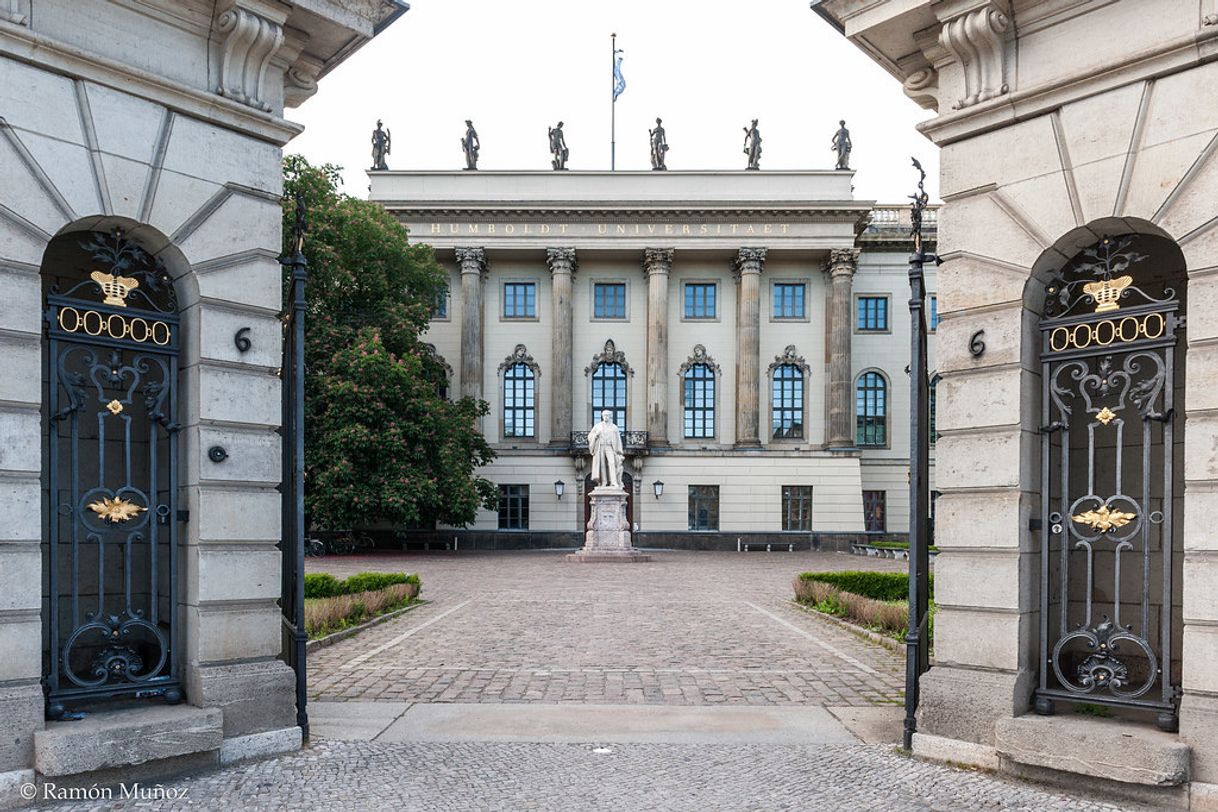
left=503, top=282, right=537, bottom=319
left=498, top=484, right=529, bottom=530
left=433, top=285, right=449, bottom=319
left=863, top=490, right=886, bottom=533
left=682, top=364, right=715, bottom=439
left=856, top=296, right=889, bottom=331
left=773, top=283, right=806, bottom=319
left=782, top=486, right=813, bottom=532
left=688, top=485, right=720, bottom=531
left=684, top=283, right=717, bottom=319
left=929, top=295, right=939, bottom=331
left=593, top=282, right=627, bottom=319
left=771, top=365, right=804, bottom=439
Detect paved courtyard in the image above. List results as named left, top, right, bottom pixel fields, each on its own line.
left=308, top=549, right=905, bottom=706
left=22, top=550, right=1151, bottom=810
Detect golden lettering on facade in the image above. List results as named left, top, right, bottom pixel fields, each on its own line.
left=422, top=222, right=798, bottom=236
left=57, top=306, right=172, bottom=346
left=1047, top=312, right=1167, bottom=353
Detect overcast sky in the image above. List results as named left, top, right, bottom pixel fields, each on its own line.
left=286, top=0, right=939, bottom=204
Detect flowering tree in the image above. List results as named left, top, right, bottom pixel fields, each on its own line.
left=283, top=156, right=497, bottom=530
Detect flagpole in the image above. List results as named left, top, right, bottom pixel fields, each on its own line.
left=611, top=32, right=617, bottom=171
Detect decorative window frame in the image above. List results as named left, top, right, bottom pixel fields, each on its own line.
left=590, top=278, right=631, bottom=322
left=431, top=282, right=452, bottom=322
left=500, top=278, right=541, bottom=322
left=677, top=344, right=721, bottom=443
left=769, top=278, right=812, bottom=323
left=498, top=344, right=542, bottom=443
left=853, top=292, right=892, bottom=334
left=855, top=367, right=891, bottom=450
left=585, top=338, right=634, bottom=429
left=680, top=279, right=721, bottom=322
left=766, top=345, right=810, bottom=444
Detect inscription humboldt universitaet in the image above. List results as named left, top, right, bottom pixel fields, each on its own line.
left=423, top=222, right=795, bottom=236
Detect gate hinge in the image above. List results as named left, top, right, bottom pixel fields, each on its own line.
left=1039, top=422, right=1066, bottom=435
left=176, top=510, right=189, bottom=524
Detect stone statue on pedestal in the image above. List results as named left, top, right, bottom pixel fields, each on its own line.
left=587, top=409, right=624, bottom=489
left=371, top=120, right=390, bottom=171
left=742, top=119, right=762, bottom=170
left=461, top=120, right=480, bottom=170
left=832, top=120, right=852, bottom=170
left=649, top=118, right=669, bottom=170
left=548, top=121, right=569, bottom=170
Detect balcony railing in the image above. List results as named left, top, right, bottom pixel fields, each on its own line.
left=570, top=430, right=649, bottom=451
left=865, top=204, right=939, bottom=236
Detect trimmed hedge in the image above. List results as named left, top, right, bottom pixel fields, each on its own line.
left=796, top=570, right=933, bottom=603
left=305, top=571, right=420, bottom=600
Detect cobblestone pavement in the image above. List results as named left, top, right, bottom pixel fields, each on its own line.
left=30, top=740, right=1148, bottom=812
left=307, top=550, right=907, bottom=706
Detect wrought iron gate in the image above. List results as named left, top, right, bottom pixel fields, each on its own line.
left=1035, top=236, right=1182, bottom=730
left=44, top=232, right=181, bottom=718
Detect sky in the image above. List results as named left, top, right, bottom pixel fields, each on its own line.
left=286, top=0, right=939, bottom=204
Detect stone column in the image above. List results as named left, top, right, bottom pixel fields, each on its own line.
left=547, top=247, right=577, bottom=447
left=826, top=248, right=860, bottom=450
left=644, top=248, right=674, bottom=448
left=456, top=247, right=487, bottom=400
left=734, top=247, right=766, bottom=447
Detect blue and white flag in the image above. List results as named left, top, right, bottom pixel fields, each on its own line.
left=613, top=51, right=626, bottom=101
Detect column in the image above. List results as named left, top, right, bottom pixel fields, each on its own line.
left=734, top=247, right=766, bottom=447
left=456, top=247, right=487, bottom=400
left=826, top=248, right=860, bottom=450
left=644, top=248, right=674, bottom=448
left=547, top=247, right=577, bottom=447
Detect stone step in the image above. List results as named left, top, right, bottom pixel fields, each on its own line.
left=35, top=705, right=223, bottom=778
left=995, top=714, right=1190, bottom=787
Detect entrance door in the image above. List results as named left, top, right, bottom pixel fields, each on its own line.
left=43, top=231, right=182, bottom=718
left=1034, top=235, right=1183, bottom=731
left=584, top=473, right=633, bottom=529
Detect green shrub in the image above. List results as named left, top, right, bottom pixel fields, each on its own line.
left=342, top=571, right=411, bottom=595
left=304, top=571, right=422, bottom=600
left=304, top=573, right=342, bottom=599
left=795, top=570, right=934, bottom=602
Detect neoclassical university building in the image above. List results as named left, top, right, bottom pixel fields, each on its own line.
left=369, top=170, right=938, bottom=547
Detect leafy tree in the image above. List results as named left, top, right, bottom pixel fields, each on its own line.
left=282, top=155, right=497, bottom=530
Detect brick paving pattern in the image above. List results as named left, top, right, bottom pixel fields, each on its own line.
left=31, top=740, right=1148, bottom=812
left=308, top=550, right=906, bottom=706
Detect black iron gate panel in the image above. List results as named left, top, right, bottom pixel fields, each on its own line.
left=43, top=233, right=182, bottom=718
left=1035, top=236, right=1182, bottom=730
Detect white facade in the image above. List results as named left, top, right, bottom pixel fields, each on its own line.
left=370, top=170, right=937, bottom=545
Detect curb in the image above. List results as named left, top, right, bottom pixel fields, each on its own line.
left=305, top=599, right=428, bottom=653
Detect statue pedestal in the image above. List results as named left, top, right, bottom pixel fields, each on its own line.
left=566, top=486, right=650, bottom=563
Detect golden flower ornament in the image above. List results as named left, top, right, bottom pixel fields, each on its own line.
left=1071, top=505, right=1136, bottom=533
left=87, top=496, right=147, bottom=523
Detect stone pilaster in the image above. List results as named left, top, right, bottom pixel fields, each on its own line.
left=734, top=248, right=766, bottom=447
left=643, top=248, right=674, bottom=448
left=547, top=247, right=576, bottom=447
left=456, top=247, right=487, bottom=401
left=826, top=248, right=860, bottom=450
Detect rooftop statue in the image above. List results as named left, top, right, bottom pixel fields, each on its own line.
left=462, top=120, right=480, bottom=171
left=832, top=120, right=852, bottom=171
left=742, top=119, right=761, bottom=170
left=649, top=117, right=669, bottom=171
left=548, top=121, right=569, bottom=170
left=371, top=119, right=390, bottom=171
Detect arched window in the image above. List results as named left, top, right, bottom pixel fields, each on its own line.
left=591, top=362, right=627, bottom=429
left=856, top=371, right=887, bottom=447
left=772, top=364, right=804, bottom=439
left=683, top=364, right=715, bottom=438
left=503, top=362, right=536, bottom=438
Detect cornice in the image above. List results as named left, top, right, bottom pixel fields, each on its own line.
left=0, top=19, right=302, bottom=145
left=385, top=205, right=874, bottom=221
